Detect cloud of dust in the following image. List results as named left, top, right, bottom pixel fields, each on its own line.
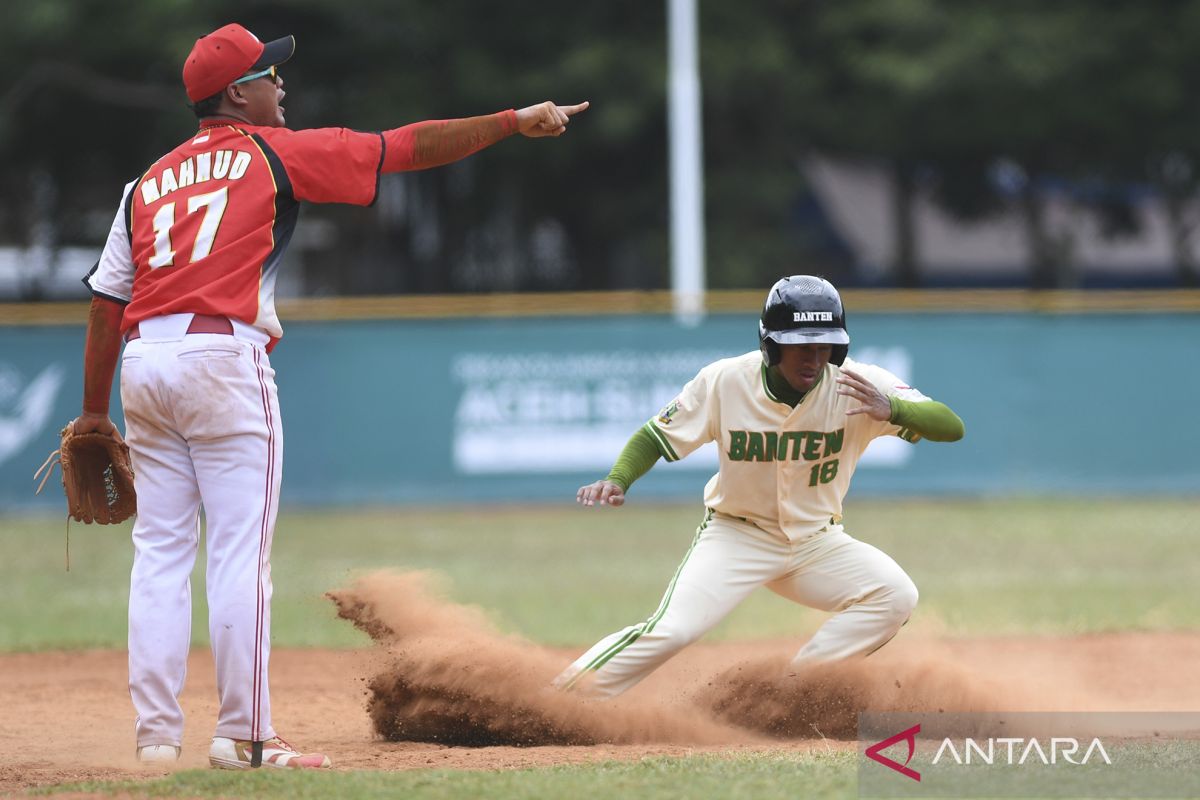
left=694, top=647, right=1012, bottom=740
left=328, top=570, right=1047, bottom=746
left=327, top=570, right=752, bottom=746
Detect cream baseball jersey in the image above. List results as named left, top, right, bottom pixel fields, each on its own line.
left=644, top=352, right=931, bottom=541
left=86, top=122, right=383, bottom=347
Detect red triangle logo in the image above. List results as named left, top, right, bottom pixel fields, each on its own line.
left=865, top=723, right=922, bottom=782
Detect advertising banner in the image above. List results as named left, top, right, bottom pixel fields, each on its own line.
left=2, top=312, right=1197, bottom=510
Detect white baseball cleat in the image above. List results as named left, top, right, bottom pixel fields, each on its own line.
left=136, top=744, right=181, bottom=764
left=209, top=736, right=332, bottom=769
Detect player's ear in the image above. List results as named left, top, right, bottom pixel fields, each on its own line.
left=226, top=83, right=248, bottom=106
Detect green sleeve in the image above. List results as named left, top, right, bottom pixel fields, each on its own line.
left=888, top=397, right=965, bottom=442
left=604, top=424, right=665, bottom=491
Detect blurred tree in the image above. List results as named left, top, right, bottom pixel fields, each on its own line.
left=1107, top=0, right=1200, bottom=287
left=3, top=0, right=1200, bottom=294
left=776, top=0, right=1200, bottom=287
left=0, top=1, right=198, bottom=279
left=0, top=0, right=671, bottom=294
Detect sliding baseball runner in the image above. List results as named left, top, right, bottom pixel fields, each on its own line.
left=555, top=275, right=965, bottom=697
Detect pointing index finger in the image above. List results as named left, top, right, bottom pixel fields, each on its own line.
left=562, top=101, right=590, bottom=116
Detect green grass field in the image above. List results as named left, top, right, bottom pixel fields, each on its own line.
left=4, top=497, right=1198, bottom=798
left=37, top=752, right=858, bottom=799
left=4, top=498, right=1197, bottom=652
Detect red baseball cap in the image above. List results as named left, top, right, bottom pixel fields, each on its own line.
left=182, top=23, right=295, bottom=103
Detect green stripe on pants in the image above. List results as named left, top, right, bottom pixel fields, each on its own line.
left=563, top=508, right=713, bottom=689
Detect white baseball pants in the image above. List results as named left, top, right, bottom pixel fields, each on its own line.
left=554, top=510, right=918, bottom=698
left=120, top=314, right=281, bottom=748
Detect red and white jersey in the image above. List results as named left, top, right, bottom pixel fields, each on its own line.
left=86, top=120, right=384, bottom=346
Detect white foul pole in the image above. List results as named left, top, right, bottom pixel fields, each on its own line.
left=668, top=0, right=706, bottom=324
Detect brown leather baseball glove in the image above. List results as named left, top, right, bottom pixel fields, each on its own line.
left=35, top=424, right=137, bottom=524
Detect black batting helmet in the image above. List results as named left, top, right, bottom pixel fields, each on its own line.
left=759, top=275, right=850, bottom=366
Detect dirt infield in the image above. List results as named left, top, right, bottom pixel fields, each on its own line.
left=4, top=572, right=1199, bottom=794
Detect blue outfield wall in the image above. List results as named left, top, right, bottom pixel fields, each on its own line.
left=2, top=312, right=1197, bottom=511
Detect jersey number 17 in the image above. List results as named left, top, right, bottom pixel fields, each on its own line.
left=148, top=187, right=229, bottom=268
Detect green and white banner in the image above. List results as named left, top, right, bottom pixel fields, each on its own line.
left=2, top=312, right=1197, bottom=510
left=450, top=345, right=918, bottom=474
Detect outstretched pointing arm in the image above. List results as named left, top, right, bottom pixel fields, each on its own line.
left=383, top=101, right=589, bottom=172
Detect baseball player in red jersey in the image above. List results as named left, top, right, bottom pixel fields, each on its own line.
left=69, top=23, right=587, bottom=769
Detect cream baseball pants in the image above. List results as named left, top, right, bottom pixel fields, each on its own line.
left=554, top=510, right=918, bottom=698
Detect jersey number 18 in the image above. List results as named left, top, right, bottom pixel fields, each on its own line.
left=808, top=459, right=839, bottom=486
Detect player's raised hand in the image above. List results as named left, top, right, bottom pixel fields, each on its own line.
left=836, top=369, right=892, bottom=421
left=516, top=101, right=589, bottom=138
left=577, top=479, right=625, bottom=508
